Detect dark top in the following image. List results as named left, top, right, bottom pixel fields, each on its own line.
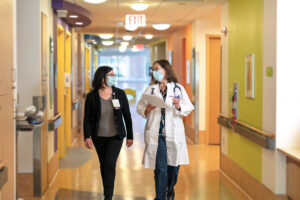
left=159, top=87, right=167, bottom=137
left=84, top=87, right=133, bottom=141
left=98, top=97, right=118, bottom=137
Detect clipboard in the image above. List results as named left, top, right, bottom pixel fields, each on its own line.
left=142, top=94, right=169, bottom=108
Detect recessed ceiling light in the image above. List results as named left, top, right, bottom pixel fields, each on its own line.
left=119, top=46, right=127, bottom=52
left=122, top=35, right=133, bottom=41
left=125, top=24, right=138, bottom=31
left=99, top=34, right=114, bottom=39
left=130, top=3, right=149, bottom=11
left=152, top=24, right=170, bottom=30
left=121, top=41, right=129, bottom=46
left=102, top=40, right=114, bottom=46
left=83, top=0, right=107, bottom=4
left=145, top=34, right=153, bottom=40
left=69, top=15, right=78, bottom=18
left=75, top=22, right=84, bottom=25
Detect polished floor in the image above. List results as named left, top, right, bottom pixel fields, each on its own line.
left=26, top=81, right=249, bottom=200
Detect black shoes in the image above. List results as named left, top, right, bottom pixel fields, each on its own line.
left=104, top=196, right=112, bottom=200
left=167, top=191, right=175, bottom=200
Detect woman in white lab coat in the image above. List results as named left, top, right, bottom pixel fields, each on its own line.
left=137, top=59, right=194, bottom=200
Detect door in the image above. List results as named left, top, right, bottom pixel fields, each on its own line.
left=85, top=48, right=90, bottom=92
left=206, top=35, right=221, bottom=145
left=41, top=13, right=48, bottom=193
left=65, top=32, right=72, bottom=147
left=57, top=25, right=66, bottom=158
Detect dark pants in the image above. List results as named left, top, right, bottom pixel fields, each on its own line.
left=154, top=135, right=180, bottom=200
left=94, top=136, right=123, bottom=197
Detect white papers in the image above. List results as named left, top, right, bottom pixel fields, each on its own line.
left=142, top=94, right=169, bottom=108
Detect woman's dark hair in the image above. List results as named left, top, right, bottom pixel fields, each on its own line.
left=92, top=66, right=113, bottom=89
left=152, top=59, right=178, bottom=83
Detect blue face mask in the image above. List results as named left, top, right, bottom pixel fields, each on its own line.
left=106, top=76, right=116, bottom=86
left=153, top=70, right=164, bottom=82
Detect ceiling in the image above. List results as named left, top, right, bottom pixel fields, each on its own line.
left=67, top=0, right=226, bottom=46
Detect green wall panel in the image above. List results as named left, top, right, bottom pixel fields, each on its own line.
left=228, top=0, right=264, bottom=181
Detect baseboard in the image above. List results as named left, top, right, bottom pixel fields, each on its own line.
left=47, top=151, right=59, bottom=185
left=220, top=153, right=288, bottom=200
left=199, top=130, right=206, bottom=144
left=184, top=123, right=196, bottom=143
left=17, top=173, right=33, bottom=198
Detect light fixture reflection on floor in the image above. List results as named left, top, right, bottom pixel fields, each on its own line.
left=99, top=34, right=113, bottom=39
left=84, top=0, right=107, bottom=4
left=152, top=24, right=170, bottom=30
left=102, top=40, right=114, bottom=46
left=130, top=3, right=149, bottom=11
left=122, top=35, right=133, bottom=41
left=145, top=34, right=153, bottom=39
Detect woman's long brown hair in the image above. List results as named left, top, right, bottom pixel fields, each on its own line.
left=152, top=59, right=178, bottom=84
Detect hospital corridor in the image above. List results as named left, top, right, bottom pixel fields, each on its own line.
left=1, top=0, right=300, bottom=200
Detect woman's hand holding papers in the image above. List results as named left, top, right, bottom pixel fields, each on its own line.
left=145, top=104, right=156, bottom=117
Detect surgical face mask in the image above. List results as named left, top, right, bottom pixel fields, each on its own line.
left=153, top=70, right=164, bottom=82
left=106, top=75, right=116, bottom=86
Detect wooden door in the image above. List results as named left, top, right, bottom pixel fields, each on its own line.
left=65, top=32, right=72, bottom=147
left=206, top=35, right=221, bottom=145
left=41, top=13, right=48, bottom=194
left=0, top=0, right=15, bottom=199
left=85, top=48, right=90, bottom=92
left=57, top=25, right=66, bottom=158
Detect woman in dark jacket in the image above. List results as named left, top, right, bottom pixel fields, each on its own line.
left=84, top=66, right=133, bottom=200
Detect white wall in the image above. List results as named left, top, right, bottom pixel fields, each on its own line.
left=17, top=0, right=41, bottom=173
left=220, top=2, right=229, bottom=155
left=261, top=0, right=284, bottom=194
left=276, top=0, right=300, bottom=192
left=193, top=10, right=221, bottom=131
left=276, top=0, right=300, bottom=148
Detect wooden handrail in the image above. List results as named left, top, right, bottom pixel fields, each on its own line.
left=218, top=113, right=275, bottom=138
left=49, top=113, right=62, bottom=122
left=235, top=120, right=275, bottom=138
left=0, top=160, right=7, bottom=170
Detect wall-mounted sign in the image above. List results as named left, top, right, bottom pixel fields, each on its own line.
left=126, top=14, right=146, bottom=27
left=245, top=54, right=255, bottom=99
left=186, top=60, right=190, bottom=84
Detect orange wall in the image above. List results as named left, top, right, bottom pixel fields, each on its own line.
left=168, top=23, right=193, bottom=125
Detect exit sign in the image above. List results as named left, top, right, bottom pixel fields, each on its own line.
left=126, top=14, right=146, bottom=27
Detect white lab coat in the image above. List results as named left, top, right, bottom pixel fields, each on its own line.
left=137, top=82, right=194, bottom=169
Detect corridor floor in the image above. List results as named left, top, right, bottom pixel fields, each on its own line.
left=41, top=132, right=249, bottom=200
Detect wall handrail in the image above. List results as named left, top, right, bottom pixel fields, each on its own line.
left=48, top=113, right=63, bottom=131
left=218, top=114, right=275, bottom=150
left=235, top=120, right=275, bottom=138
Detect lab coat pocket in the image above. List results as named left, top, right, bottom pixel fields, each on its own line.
left=145, top=130, right=158, bottom=159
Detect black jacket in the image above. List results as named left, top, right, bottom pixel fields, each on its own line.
left=83, top=87, right=133, bottom=141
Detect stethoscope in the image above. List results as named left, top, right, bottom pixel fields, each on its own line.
left=151, top=82, right=182, bottom=99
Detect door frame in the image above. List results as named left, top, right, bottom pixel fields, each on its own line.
left=206, top=34, right=221, bottom=145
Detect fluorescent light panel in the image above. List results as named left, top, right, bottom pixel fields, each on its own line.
left=102, top=40, right=114, bottom=46
left=122, top=35, right=133, bottom=41
left=84, top=0, right=107, bottom=4
left=130, top=3, right=149, bottom=11
left=99, top=34, right=113, bottom=39
left=152, top=24, right=170, bottom=30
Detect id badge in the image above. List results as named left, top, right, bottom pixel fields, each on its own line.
left=112, top=99, right=121, bottom=109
